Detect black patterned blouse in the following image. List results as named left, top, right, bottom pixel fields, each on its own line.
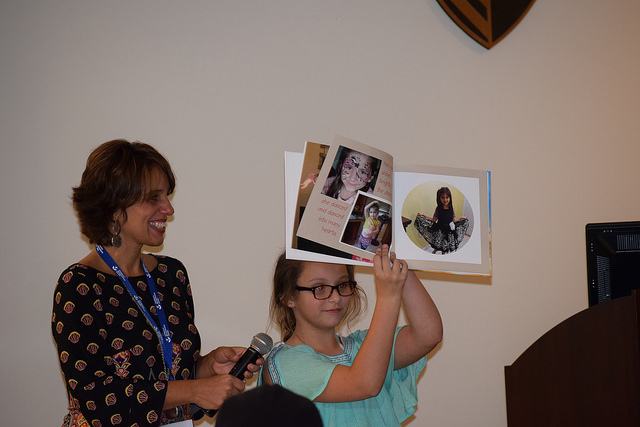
left=52, top=255, right=201, bottom=426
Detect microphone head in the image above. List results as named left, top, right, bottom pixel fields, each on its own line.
left=250, top=332, right=273, bottom=356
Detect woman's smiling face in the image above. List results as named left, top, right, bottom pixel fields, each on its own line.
left=117, top=167, right=174, bottom=249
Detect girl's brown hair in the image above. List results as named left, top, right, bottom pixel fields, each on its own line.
left=269, top=252, right=367, bottom=341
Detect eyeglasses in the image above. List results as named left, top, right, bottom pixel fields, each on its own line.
left=295, top=281, right=357, bottom=300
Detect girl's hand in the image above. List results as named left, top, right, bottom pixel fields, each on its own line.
left=373, top=245, right=408, bottom=300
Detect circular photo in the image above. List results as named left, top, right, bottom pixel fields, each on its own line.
left=401, top=182, right=474, bottom=254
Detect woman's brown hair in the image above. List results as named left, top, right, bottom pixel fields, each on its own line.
left=72, top=139, right=175, bottom=245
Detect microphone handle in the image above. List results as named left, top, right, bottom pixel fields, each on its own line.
left=228, top=346, right=261, bottom=378
left=192, top=346, right=263, bottom=420
left=193, top=406, right=217, bottom=420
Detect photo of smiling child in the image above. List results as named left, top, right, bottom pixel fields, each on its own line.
left=413, top=186, right=470, bottom=254
left=339, top=196, right=392, bottom=254
left=296, top=137, right=393, bottom=265
left=359, top=200, right=381, bottom=249
left=321, top=146, right=381, bottom=205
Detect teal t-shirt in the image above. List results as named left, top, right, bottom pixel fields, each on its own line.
left=259, top=327, right=426, bottom=426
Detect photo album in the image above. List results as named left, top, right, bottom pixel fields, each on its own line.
left=286, top=135, right=492, bottom=276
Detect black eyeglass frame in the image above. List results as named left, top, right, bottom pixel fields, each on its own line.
left=294, top=281, right=357, bottom=300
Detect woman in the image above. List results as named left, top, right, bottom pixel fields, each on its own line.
left=52, top=139, right=260, bottom=426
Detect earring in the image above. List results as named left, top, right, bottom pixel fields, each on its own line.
left=111, top=220, right=122, bottom=248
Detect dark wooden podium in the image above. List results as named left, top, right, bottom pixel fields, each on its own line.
left=504, top=292, right=640, bottom=426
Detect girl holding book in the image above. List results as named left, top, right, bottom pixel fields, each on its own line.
left=260, top=245, right=443, bottom=426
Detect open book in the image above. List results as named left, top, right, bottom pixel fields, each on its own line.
left=286, top=135, right=491, bottom=276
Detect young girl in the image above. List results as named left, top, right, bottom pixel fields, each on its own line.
left=321, top=148, right=379, bottom=204
left=358, top=201, right=381, bottom=250
left=260, top=245, right=443, bottom=426
left=414, top=186, right=469, bottom=254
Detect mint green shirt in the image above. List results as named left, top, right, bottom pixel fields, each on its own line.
left=259, top=327, right=426, bottom=426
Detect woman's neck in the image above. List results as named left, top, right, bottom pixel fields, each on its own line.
left=100, top=244, right=145, bottom=276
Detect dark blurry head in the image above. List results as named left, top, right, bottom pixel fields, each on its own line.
left=215, top=384, right=323, bottom=427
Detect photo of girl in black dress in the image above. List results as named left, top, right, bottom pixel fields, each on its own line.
left=412, top=186, right=470, bottom=254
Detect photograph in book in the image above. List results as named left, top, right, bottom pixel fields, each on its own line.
left=393, top=165, right=491, bottom=275
left=294, top=136, right=394, bottom=265
left=290, top=135, right=491, bottom=275
left=285, top=142, right=366, bottom=265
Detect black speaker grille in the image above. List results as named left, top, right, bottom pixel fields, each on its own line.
left=595, top=255, right=611, bottom=303
left=617, top=234, right=640, bottom=251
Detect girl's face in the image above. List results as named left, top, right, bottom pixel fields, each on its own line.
left=340, top=151, right=374, bottom=193
left=439, top=192, right=451, bottom=208
left=117, top=168, right=174, bottom=249
left=369, top=207, right=379, bottom=219
left=288, top=262, right=351, bottom=332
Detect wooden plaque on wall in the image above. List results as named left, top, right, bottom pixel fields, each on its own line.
left=437, top=0, right=536, bottom=49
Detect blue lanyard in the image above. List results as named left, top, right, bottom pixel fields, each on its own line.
left=96, top=245, right=173, bottom=379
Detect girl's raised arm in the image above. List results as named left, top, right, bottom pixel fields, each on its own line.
left=363, top=200, right=377, bottom=218
left=393, top=272, right=443, bottom=370
left=315, top=245, right=407, bottom=403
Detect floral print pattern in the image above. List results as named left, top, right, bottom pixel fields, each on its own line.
left=52, top=256, right=201, bottom=426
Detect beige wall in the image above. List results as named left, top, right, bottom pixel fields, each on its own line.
left=2, top=1, right=639, bottom=426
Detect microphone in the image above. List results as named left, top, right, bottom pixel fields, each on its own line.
left=228, top=332, right=273, bottom=377
left=192, top=333, right=273, bottom=420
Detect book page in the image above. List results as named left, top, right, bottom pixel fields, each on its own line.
left=393, top=165, right=491, bottom=276
left=296, top=135, right=394, bottom=262
left=285, top=147, right=370, bottom=265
